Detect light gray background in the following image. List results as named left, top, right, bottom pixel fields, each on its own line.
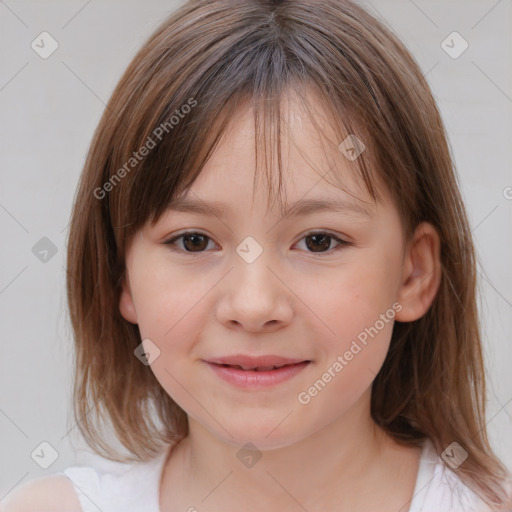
left=1, top=0, right=511, bottom=501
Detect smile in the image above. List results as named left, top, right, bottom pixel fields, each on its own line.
left=203, top=359, right=311, bottom=388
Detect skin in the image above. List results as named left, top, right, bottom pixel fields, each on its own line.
left=119, top=90, right=441, bottom=512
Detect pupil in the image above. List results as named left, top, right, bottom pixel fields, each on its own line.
left=306, top=234, right=330, bottom=252
left=184, top=235, right=207, bottom=251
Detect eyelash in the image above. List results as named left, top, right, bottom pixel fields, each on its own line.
left=163, top=230, right=349, bottom=256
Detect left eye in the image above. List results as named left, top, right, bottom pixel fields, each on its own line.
left=163, top=231, right=348, bottom=254
left=296, top=232, right=348, bottom=253
left=164, top=232, right=216, bottom=253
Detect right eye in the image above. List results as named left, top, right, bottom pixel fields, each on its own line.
left=163, top=231, right=218, bottom=253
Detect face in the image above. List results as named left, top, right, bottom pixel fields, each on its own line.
left=119, top=92, right=437, bottom=450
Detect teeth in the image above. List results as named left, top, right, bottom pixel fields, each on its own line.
left=230, top=364, right=283, bottom=371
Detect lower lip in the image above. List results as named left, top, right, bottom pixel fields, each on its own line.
left=204, top=361, right=310, bottom=388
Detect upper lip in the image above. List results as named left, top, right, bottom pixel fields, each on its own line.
left=204, top=355, right=310, bottom=370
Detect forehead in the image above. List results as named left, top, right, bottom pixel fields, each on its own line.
left=170, top=89, right=377, bottom=218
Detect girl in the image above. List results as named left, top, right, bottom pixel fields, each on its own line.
left=5, top=0, right=511, bottom=510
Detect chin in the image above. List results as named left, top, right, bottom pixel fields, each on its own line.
left=210, top=417, right=308, bottom=452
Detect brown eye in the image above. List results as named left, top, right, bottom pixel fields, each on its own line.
left=297, top=232, right=348, bottom=254
left=182, top=234, right=209, bottom=252
left=164, top=231, right=348, bottom=255
left=305, top=234, right=332, bottom=252
left=164, top=232, right=214, bottom=253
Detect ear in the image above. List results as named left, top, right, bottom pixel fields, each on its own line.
left=395, top=222, right=442, bottom=322
left=119, top=271, right=138, bottom=324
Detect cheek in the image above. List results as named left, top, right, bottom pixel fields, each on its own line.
left=300, top=256, right=401, bottom=345
left=128, top=262, right=214, bottom=411
left=296, top=275, right=396, bottom=418
left=129, top=256, right=207, bottom=338
left=291, top=250, right=401, bottom=400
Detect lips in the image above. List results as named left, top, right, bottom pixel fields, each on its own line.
left=204, top=355, right=311, bottom=388
left=205, top=354, right=309, bottom=371
left=222, top=364, right=287, bottom=371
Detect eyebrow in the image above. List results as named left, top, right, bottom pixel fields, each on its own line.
left=165, top=196, right=373, bottom=218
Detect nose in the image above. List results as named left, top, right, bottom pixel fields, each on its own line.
left=215, top=249, right=294, bottom=333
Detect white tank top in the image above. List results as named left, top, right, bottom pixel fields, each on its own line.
left=59, top=437, right=507, bottom=511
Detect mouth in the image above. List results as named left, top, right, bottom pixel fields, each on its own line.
left=215, top=363, right=300, bottom=371
left=205, top=354, right=310, bottom=370
left=203, top=355, right=311, bottom=388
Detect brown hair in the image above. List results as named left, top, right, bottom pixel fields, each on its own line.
left=66, top=0, right=511, bottom=507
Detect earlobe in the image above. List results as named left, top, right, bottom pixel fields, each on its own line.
left=119, top=273, right=138, bottom=324
left=395, top=222, right=442, bottom=322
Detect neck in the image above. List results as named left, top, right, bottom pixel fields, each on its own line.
left=161, top=389, right=408, bottom=511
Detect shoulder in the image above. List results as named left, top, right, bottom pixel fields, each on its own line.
left=1, top=444, right=174, bottom=512
left=412, top=438, right=512, bottom=512
left=430, top=459, right=512, bottom=512
left=0, top=475, right=82, bottom=512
